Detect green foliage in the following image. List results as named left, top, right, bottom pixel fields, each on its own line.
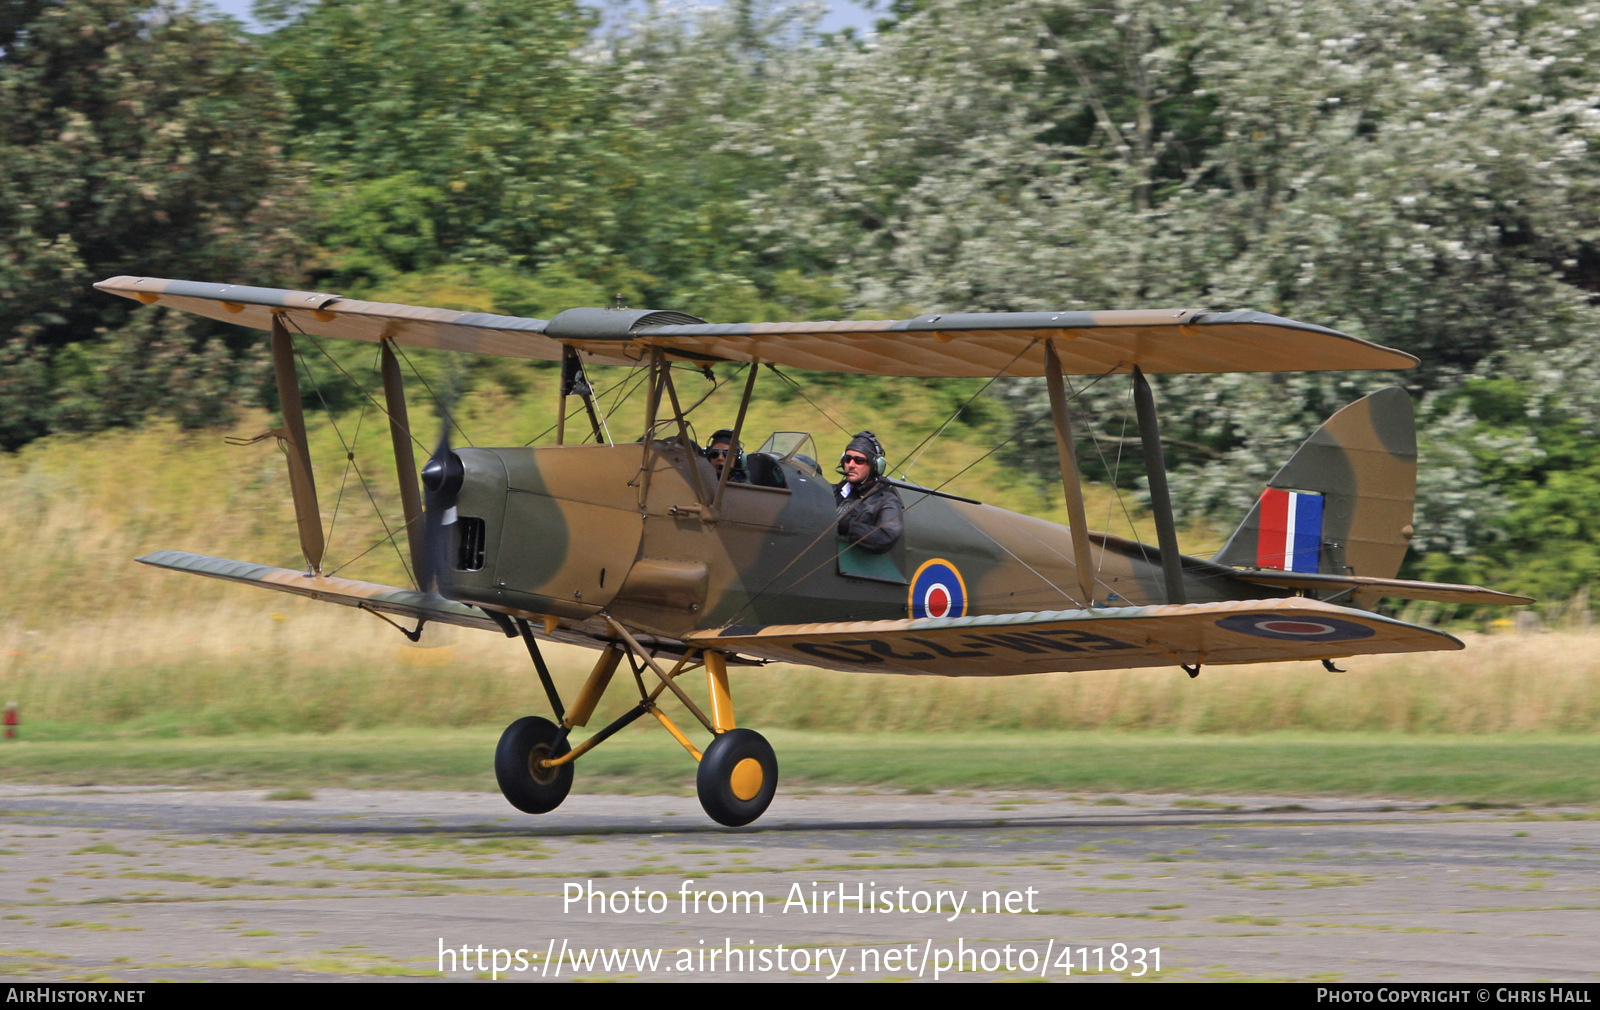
left=264, top=0, right=603, bottom=273
left=1413, top=377, right=1600, bottom=603
left=5, top=0, right=1600, bottom=606
left=0, top=0, right=309, bottom=447
left=313, top=173, right=446, bottom=282
left=51, top=309, right=269, bottom=432
left=263, top=0, right=831, bottom=310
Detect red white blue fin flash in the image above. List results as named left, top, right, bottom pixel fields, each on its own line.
left=1256, top=488, right=1324, bottom=573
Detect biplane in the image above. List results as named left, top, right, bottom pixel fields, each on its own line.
left=97, top=276, right=1530, bottom=826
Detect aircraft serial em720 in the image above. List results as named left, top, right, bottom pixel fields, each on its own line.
left=97, top=276, right=1529, bottom=826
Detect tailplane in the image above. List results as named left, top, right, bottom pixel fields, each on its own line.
left=1214, top=387, right=1416, bottom=582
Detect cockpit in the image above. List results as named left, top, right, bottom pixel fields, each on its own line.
left=742, top=431, right=821, bottom=488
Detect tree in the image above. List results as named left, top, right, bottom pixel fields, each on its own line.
left=720, top=0, right=1600, bottom=595
left=0, top=0, right=308, bottom=447
left=262, top=0, right=606, bottom=278
left=262, top=0, right=838, bottom=317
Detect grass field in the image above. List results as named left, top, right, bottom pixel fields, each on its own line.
left=3, top=729, right=1598, bottom=806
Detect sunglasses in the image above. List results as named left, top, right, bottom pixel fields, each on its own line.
left=841, top=454, right=871, bottom=466
left=707, top=449, right=729, bottom=459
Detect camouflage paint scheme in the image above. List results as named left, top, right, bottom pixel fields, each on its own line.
left=140, top=393, right=1513, bottom=677
left=429, top=386, right=1505, bottom=675
left=108, top=276, right=1525, bottom=682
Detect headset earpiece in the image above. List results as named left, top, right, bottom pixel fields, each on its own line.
left=865, top=432, right=886, bottom=477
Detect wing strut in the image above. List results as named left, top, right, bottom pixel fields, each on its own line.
left=711, top=360, right=760, bottom=517
left=270, top=314, right=325, bottom=573
left=1043, top=339, right=1097, bottom=606
left=660, top=361, right=709, bottom=505
left=379, top=339, right=426, bottom=587
left=556, top=346, right=606, bottom=445
left=1132, top=366, right=1186, bottom=604
left=637, top=347, right=664, bottom=509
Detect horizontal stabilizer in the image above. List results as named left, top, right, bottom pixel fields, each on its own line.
left=1231, top=569, right=1533, bottom=606
left=136, top=550, right=503, bottom=633
left=688, top=597, right=1461, bottom=676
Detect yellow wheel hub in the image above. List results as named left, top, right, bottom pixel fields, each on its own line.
left=729, top=757, right=764, bottom=801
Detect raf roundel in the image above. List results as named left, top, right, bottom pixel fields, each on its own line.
left=1214, top=613, right=1377, bottom=642
left=909, top=559, right=969, bottom=620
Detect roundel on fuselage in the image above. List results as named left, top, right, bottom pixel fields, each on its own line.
left=908, top=559, right=968, bottom=620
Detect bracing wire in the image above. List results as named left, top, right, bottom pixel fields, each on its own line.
left=390, top=341, right=472, bottom=449
left=1065, top=374, right=1153, bottom=576
left=282, top=322, right=430, bottom=457
left=886, top=341, right=1033, bottom=481
left=521, top=363, right=651, bottom=447
left=722, top=366, right=1122, bottom=626
left=765, top=365, right=866, bottom=441
left=286, top=330, right=414, bottom=584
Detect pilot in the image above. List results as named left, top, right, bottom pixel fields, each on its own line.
left=704, top=428, right=747, bottom=483
left=834, top=431, right=903, bottom=553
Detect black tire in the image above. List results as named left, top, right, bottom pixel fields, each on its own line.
left=696, top=728, right=778, bottom=827
left=495, top=716, right=573, bottom=814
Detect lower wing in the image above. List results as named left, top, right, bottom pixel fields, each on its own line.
left=136, top=549, right=503, bottom=633
left=688, top=597, right=1461, bottom=676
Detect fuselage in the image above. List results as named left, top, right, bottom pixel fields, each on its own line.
left=438, top=439, right=1272, bottom=643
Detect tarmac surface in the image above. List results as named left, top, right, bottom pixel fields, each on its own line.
left=1, top=784, right=1596, bottom=983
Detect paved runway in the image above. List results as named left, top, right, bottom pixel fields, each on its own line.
left=1, top=784, right=1596, bottom=982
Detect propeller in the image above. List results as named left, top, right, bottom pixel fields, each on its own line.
left=418, top=393, right=463, bottom=597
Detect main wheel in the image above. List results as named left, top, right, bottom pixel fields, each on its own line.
left=696, top=728, right=778, bottom=827
left=495, top=716, right=573, bottom=814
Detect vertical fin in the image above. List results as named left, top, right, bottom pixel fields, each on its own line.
left=1214, top=387, right=1416, bottom=584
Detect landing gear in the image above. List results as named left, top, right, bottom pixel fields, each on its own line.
left=498, top=616, right=778, bottom=826
left=495, top=716, right=573, bottom=814
left=696, top=729, right=778, bottom=827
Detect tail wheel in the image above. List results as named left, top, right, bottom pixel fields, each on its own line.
left=696, top=728, right=778, bottom=827
left=495, top=716, right=573, bottom=814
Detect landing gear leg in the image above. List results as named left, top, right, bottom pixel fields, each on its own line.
left=491, top=626, right=600, bottom=816
left=694, top=650, right=778, bottom=826
left=501, top=616, right=783, bottom=827
left=696, top=728, right=778, bottom=827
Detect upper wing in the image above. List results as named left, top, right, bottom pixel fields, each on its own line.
left=686, top=597, right=1460, bottom=676
left=615, top=309, right=1418, bottom=377
left=97, top=275, right=1418, bottom=377
left=95, top=276, right=568, bottom=361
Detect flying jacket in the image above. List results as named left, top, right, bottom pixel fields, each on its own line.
left=833, top=477, right=904, bottom=554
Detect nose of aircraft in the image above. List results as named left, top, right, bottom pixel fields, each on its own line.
left=421, top=449, right=463, bottom=499
left=419, top=425, right=463, bottom=595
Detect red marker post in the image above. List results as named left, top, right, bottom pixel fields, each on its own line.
left=3, top=701, right=17, bottom=740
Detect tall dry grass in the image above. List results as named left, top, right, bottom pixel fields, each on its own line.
left=4, top=594, right=1597, bottom=735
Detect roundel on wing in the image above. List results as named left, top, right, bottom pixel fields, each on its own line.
left=1214, top=613, right=1377, bottom=642
left=908, top=559, right=968, bottom=620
